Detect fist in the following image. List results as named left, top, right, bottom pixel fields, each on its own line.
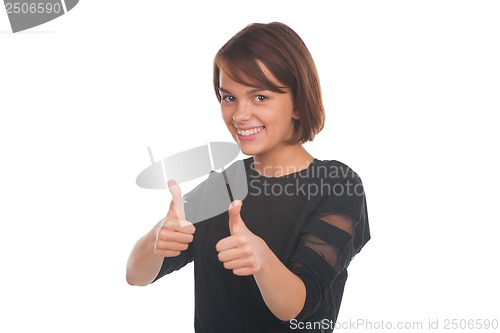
left=216, top=200, right=267, bottom=276
left=154, top=180, right=196, bottom=257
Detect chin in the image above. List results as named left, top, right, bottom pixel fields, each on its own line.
left=236, top=143, right=255, bottom=156
left=240, top=144, right=272, bottom=159
left=235, top=142, right=260, bottom=156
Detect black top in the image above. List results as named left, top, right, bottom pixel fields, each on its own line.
left=152, top=157, right=370, bottom=333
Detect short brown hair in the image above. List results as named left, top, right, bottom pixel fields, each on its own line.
left=213, top=22, right=325, bottom=144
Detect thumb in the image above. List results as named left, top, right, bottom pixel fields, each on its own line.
left=229, top=200, right=245, bottom=235
left=167, top=180, right=190, bottom=228
left=166, top=199, right=180, bottom=225
left=167, top=180, right=185, bottom=221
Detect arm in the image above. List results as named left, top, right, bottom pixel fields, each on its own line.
left=287, top=167, right=370, bottom=321
left=216, top=207, right=356, bottom=321
left=215, top=201, right=305, bottom=321
left=126, top=181, right=195, bottom=286
left=252, top=213, right=357, bottom=321
left=126, top=221, right=165, bottom=286
left=253, top=242, right=306, bottom=321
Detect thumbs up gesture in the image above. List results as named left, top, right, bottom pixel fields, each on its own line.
left=216, top=200, right=268, bottom=276
left=154, top=180, right=196, bottom=257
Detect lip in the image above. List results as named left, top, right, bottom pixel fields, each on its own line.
left=235, top=126, right=265, bottom=141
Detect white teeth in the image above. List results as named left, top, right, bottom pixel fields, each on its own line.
left=237, top=126, right=264, bottom=137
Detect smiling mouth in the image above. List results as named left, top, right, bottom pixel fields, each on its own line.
left=236, top=126, right=265, bottom=137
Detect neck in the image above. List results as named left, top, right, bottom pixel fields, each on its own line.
left=252, top=145, right=314, bottom=177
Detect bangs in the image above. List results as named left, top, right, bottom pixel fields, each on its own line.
left=215, top=49, right=287, bottom=94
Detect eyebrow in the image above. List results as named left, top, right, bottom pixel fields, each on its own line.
left=218, top=87, right=266, bottom=95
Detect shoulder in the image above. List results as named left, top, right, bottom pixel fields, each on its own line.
left=308, top=159, right=366, bottom=220
left=310, top=159, right=363, bottom=185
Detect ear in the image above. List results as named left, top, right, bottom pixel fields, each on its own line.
left=292, top=109, right=300, bottom=120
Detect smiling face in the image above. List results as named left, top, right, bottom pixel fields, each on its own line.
left=218, top=65, right=299, bottom=160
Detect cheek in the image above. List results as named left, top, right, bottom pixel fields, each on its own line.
left=266, top=108, right=294, bottom=129
left=220, top=107, right=232, bottom=123
left=221, top=109, right=235, bottom=132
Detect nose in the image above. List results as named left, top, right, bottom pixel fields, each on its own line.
left=232, top=102, right=252, bottom=124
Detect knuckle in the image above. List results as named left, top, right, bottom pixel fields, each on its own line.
left=154, top=240, right=164, bottom=249
left=158, top=230, right=172, bottom=241
left=243, top=245, right=252, bottom=256
left=166, top=250, right=180, bottom=257
left=215, top=242, right=222, bottom=252
left=249, top=257, right=256, bottom=267
left=165, top=221, right=179, bottom=230
left=157, top=229, right=167, bottom=239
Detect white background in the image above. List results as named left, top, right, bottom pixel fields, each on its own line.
left=1, top=1, right=499, bottom=332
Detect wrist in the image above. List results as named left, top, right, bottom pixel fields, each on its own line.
left=255, top=238, right=274, bottom=276
left=148, top=224, right=161, bottom=253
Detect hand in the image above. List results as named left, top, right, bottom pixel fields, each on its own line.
left=154, top=180, right=196, bottom=257
left=216, top=200, right=268, bottom=276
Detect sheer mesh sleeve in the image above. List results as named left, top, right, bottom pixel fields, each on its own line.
left=289, top=166, right=370, bottom=320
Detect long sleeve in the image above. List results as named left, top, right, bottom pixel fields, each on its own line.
left=288, top=165, right=370, bottom=320
left=151, top=243, right=194, bottom=283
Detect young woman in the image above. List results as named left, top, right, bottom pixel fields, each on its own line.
left=126, top=22, right=370, bottom=332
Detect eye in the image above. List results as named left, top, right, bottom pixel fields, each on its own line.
left=221, top=95, right=236, bottom=103
left=254, top=95, right=268, bottom=102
